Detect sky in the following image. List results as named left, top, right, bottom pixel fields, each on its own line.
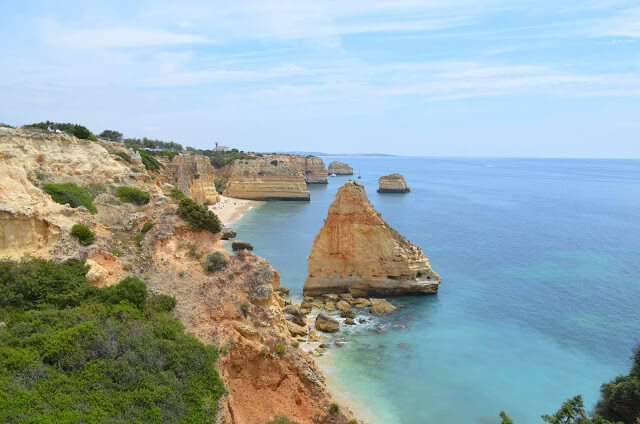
left=1, top=1, right=639, bottom=157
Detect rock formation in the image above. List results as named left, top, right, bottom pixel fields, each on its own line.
left=378, top=173, right=410, bottom=193
left=221, top=157, right=311, bottom=200
left=328, top=161, right=353, bottom=175
left=268, top=154, right=327, bottom=184
left=304, top=181, right=441, bottom=297
left=156, top=153, right=219, bottom=205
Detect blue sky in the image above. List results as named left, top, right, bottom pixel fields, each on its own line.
left=1, top=1, right=639, bottom=157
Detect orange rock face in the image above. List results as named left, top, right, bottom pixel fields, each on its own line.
left=304, top=181, right=441, bottom=297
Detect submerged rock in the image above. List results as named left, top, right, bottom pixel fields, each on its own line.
left=315, top=313, right=339, bottom=333
left=377, top=173, right=410, bottom=193
left=370, top=298, right=396, bottom=315
left=303, top=181, right=441, bottom=297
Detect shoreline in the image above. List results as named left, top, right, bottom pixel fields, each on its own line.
left=209, top=195, right=261, bottom=225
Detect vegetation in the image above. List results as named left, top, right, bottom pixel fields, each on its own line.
left=266, top=416, right=299, bottom=424
left=274, top=342, right=285, bottom=355
left=177, top=198, right=221, bottom=234
left=71, top=224, right=95, bottom=246
left=0, top=259, right=225, bottom=423
left=123, top=137, right=183, bottom=152
left=116, top=186, right=150, bottom=206
left=24, top=121, right=97, bottom=141
left=169, top=188, right=186, bottom=200
left=329, top=402, right=340, bottom=414
left=500, top=346, right=640, bottom=423
left=98, top=129, right=123, bottom=142
left=141, top=221, right=153, bottom=233
left=136, top=148, right=164, bottom=171
left=42, top=182, right=98, bottom=214
left=114, top=151, right=132, bottom=163
left=195, top=148, right=257, bottom=169
left=205, top=252, right=228, bottom=273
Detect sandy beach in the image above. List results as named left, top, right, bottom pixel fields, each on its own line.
left=209, top=195, right=260, bottom=225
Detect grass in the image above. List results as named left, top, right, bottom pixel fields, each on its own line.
left=42, top=182, right=97, bottom=214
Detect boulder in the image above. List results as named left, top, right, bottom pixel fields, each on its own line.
left=283, top=305, right=306, bottom=326
left=369, top=298, right=396, bottom=315
left=221, top=227, right=236, bottom=240
left=336, top=300, right=354, bottom=318
left=308, top=330, right=323, bottom=342
left=344, top=318, right=356, bottom=325
left=377, top=173, right=410, bottom=193
left=287, top=321, right=307, bottom=337
left=315, top=313, right=339, bottom=333
left=233, top=322, right=261, bottom=341
left=232, top=241, right=254, bottom=251
left=323, top=301, right=336, bottom=312
left=275, top=286, right=290, bottom=295
left=354, top=297, right=372, bottom=307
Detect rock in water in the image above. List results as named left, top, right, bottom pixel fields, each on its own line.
left=378, top=173, right=410, bottom=193
left=315, top=313, right=339, bottom=333
left=232, top=241, right=253, bottom=251
left=221, top=227, right=236, bottom=240
left=304, top=180, right=441, bottom=297
left=328, top=161, right=354, bottom=175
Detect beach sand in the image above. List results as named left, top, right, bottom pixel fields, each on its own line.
left=209, top=195, right=260, bottom=225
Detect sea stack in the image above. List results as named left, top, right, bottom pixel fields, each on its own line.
left=304, top=181, right=441, bottom=297
left=328, top=161, right=354, bottom=175
left=378, top=173, right=410, bottom=193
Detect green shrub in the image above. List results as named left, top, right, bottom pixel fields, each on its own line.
left=71, top=224, right=95, bottom=246
left=114, top=151, right=131, bottom=163
left=135, top=149, right=163, bottom=171
left=329, top=402, right=339, bottom=414
left=101, top=276, right=147, bottom=308
left=42, top=182, right=97, bottom=214
left=0, top=259, right=225, bottom=423
left=270, top=160, right=279, bottom=166
left=23, top=121, right=97, bottom=141
left=116, top=186, right=150, bottom=205
left=205, top=252, right=228, bottom=273
left=266, top=416, right=299, bottom=424
left=98, top=129, right=122, bottom=142
left=170, top=188, right=186, bottom=200
left=595, top=345, right=640, bottom=424
left=177, top=198, right=221, bottom=234
left=141, top=221, right=153, bottom=233
left=274, top=342, right=285, bottom=355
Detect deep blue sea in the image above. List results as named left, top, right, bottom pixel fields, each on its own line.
left=229, top=157, right=640, bottom=424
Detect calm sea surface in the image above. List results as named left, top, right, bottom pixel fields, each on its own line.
left=228, top=157, right=640, bottom=424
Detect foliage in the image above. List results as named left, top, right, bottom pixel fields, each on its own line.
left=274, top=342, right=285, bottom=355
left=169, top=188, right=186, bottom=200
left=123, top=137, right=183, bottom=152
left=98, top=129, right=123, bottom=142
left=0, top=259, right=225, bottom=423
left=177, top=198, right=221, bottom=234
left=266, top=416, right=299, bottom=424
left=114, top=151, right=131, bottom=163
left=595, top=346, right=640, bottom=424
left=71, top=224, right=95, bottom=246
left=270, top=160, right=279, bottom=166
left=329, top=402, right=340, bottom=414
left=116, top=186, right=150, bottom=206
left=141, top=221, right=153, bottom=233
left=24, top=121, right=97, bottom=140
left=500, top=411, right=514, bottom=424
left=42, top=182, right=97, bottom=214
left=205, top=252, right=228, bottom=273
left=136, top=148, right=164, bottom=171
left=197, top=148, right=257, bottom=169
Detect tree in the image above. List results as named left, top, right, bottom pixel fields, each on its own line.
left=98, top=129, right=123, bottom=142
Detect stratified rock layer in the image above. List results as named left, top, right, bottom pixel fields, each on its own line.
left=328, top=161, right=353, bottom=175
left=270, top=154, right=328, bottom=184
left=378, top=173, right=410, bottom=193
left=304, top=181, right=441, bottom=297
left=168, top=153, right=219, bottom=205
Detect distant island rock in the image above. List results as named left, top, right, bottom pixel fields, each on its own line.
left=303, top=181, right=441, bottom=297
left=378, top=173, right=410, bottom=193
left=328, top=161, right=353, bottom=175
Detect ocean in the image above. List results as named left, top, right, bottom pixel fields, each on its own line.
left=227, top=157, right=640, bottom=424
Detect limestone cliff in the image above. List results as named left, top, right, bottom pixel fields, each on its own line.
left=378, top=173, right=410, bottom=193
left=328, top=161, right=353, bottom=175
left=304, top=181, right=441, bottom=296
left=222, top=157, right=311, bottom=200
left=269, top=154, right=328, bottom=184
left=162, top=153, right=219, bottom=204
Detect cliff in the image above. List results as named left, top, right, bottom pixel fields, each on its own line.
left=328, top=161, right=353, bottom=175
left=222, top=157, right=311, bottom=200
left=304, top=181, right=441, bottom=296
left=162, top=153, right=219, bottom=204
left=378, top=173, right=410, bottom=193
left=269, top=154, right=328, bottom=184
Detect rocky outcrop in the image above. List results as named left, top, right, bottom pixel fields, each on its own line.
left=157, top=153, right=219, bottom=204
left=221, top=157, right=310, bottom=200
left=315, top=314, right=339, bottom=333
left=328, top=161, right=353, bottom=175
left=378, top=173, right=410, bottom=193
left=304, top=181, right=441, bottom=297
left=268, top=154, right=328, bottom=184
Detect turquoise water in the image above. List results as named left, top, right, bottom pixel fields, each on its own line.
left=229, top=157, right=640, bottom=424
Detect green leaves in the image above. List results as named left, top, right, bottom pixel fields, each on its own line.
left=42, top=182, right=98, bottom=214
left=116, top=186, right=151, bottom=206
left=177, top=198, right=221, bottom=234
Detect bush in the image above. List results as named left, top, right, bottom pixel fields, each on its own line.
left=23, top=121, right=97, bottom=141
left=114, top=151, right=131, bottom=163
left=98, top=130, right=122, bottom=142
left=141, top=221, right=153, bottom=233
left=595, top=345, right=640, bottom=424
left=205, top=252, right=228, bottom=273
left=270, top=160, right=279, bottom=166
left=136, top=149, right=163, bottom=171
left=274, top=342, right=285, bottom=355
left=101, top=276, right=147, bottom=308
left=266, top=416, right=299, bottom=424
left=177, top=198, right=221, bottom=234
left=0, top=259, right=225, bottom=423
left=71, top=224, right=95, bottom=246
left=329, top=402, right=340, bottom=414
left=42, top=182, right=97, bottom=214
left=116, top=186, right=150, bottom=205
left=170, top=188, right=186, bottom=200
